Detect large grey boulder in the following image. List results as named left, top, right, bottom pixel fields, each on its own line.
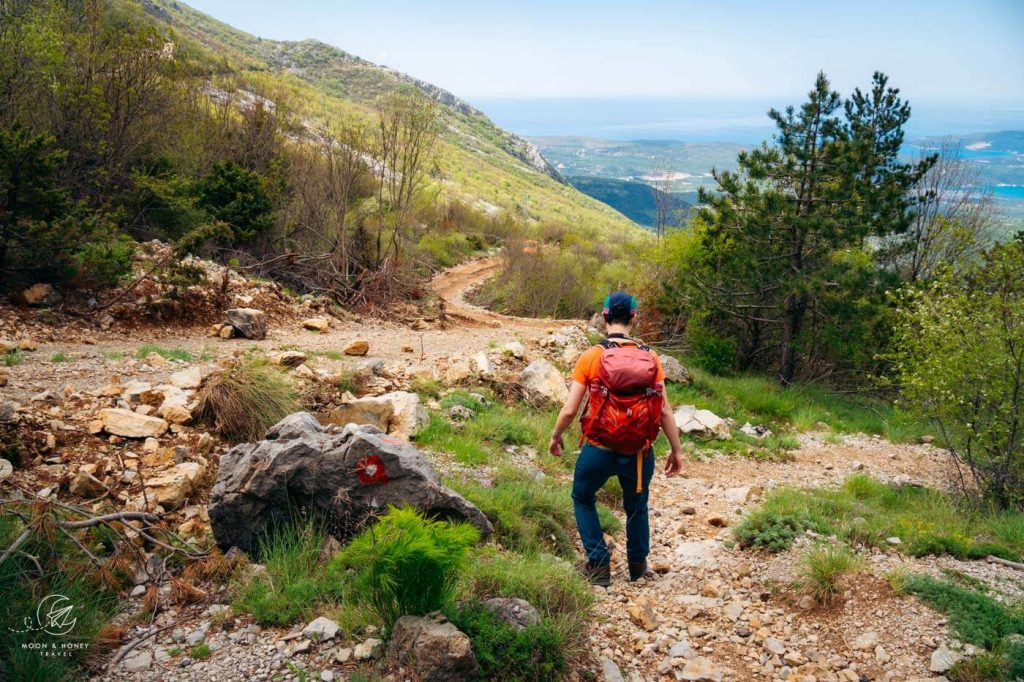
left=387, top=614, right=479, bottom=682
left=209, top=413, right=492, bottom=552
left=223, top=308, right=267, bottom=340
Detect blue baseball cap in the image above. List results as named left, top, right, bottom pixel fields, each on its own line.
left=603, top=292, right=638, bottom=318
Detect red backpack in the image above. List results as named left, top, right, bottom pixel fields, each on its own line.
left=579, top=338, right=664, bottom=490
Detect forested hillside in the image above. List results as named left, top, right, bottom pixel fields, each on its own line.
left=0, top=0, right=643, bottom=309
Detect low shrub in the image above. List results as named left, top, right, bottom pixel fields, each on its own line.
left=195, top=359, right=301, bottom=442
left=330, top=506, right=479, bottom=631
left=188, top=643, right=212, bottom=660
left=903, top=574, right=1024, bottom=649
left=136, top=343, right=193, bottom=362
left=796, top=543, right=862, bottom=605
left=445, top=602, right=566, bottom=682
left=734, top=512, right=810, bottom=552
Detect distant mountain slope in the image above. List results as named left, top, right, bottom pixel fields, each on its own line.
left=567, top=177, right=691, bottom=228
left=134, top=0, right=638, bottom=236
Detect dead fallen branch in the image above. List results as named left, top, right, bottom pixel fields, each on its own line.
left=987, top=555, right=1024, bottom=571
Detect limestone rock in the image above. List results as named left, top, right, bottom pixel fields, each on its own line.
left=444, top=356, right=472, bottom=384
left=627, top=597, right=658, bottom=631
left=209, top=414, right=492, bottom=552
left=99, top=408, right=169, bottom=439
left=503, top=341, right=526, bottom=359
left=0, top=458, right=11, bottom=482
left=70, top=469, right=107, bottom=498
left=470, top=351, right=493, bottom=376
left=271, top=351, right=308, bottom=368
left=661, top=355, right=691, bottom=384
left=344, top=339, right=370, bottom=356
left=302, top=617, right=339, bottom=642
left=321, top=391, right=428, bottom=440
left=170, top=366, right=205, bottom=389
left=601, top=658, right=626, bottom=682
left=930, top=645, right=958, bottom=673
left=739, top=423, right=772, bottom=440
left=852, top=631, right=880, bottom=651
left=680, top=657, right=722, bottom=682
left=302, top=317, right=330, bottom=333
left=224, top=308, right=267, bottom=340
left=388, top=615, right=479, bottom=681
left=675, top=405, right=731, bottom=440
left=482, top=597, right=539, bottom=630
left=145, top=462, right=204, bottom=509
left=705, top=513, right=728, bottom=527
left=121, top=650, right=153, bottom=672
left=20, top=283, right=59, bottom=307
left=354, top=637, right=383, bottom=660
left=520, top=359, right=568, bottom=404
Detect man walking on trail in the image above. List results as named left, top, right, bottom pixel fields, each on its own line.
left=549, top=292, right=684, bottom=586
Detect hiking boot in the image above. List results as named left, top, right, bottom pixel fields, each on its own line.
left=578, top=560, right=611, bottom=587
left=628, top=561, right=654, bottom=582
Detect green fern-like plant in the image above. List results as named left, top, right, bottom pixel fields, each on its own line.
left=331, top=506, right=479, bottom=631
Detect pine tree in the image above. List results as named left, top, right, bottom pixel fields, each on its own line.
left=695, top=72, right=933, bottom=385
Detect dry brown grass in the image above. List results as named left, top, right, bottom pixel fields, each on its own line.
left=195, top=359, right=301, bottom=442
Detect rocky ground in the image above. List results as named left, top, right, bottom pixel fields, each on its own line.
left=1, top=255, right=1021, bottom=682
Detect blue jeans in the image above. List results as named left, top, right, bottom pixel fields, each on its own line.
left=571, top=443, right=654, bottom=566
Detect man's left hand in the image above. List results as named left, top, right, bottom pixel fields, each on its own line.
left=663, top=449, right=683, bottom=477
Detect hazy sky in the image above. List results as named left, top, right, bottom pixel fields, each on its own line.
left=186, top=0, right=1024, bottom=101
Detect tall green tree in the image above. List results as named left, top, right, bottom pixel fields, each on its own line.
left=0, top=125, right=69, bottom=282
left=693, top=72, right=932, bottom=385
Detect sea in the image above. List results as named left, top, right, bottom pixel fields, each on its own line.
left=472, top=96, right=1024, bottom=144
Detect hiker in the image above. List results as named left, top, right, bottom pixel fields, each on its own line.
left=548, top=292, right=684, bottom=586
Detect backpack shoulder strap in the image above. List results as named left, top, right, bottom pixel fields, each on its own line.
left=601, top=335, right=651, bottom=352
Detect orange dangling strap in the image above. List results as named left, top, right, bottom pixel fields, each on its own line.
left=635, top=451, right=643, bottom=494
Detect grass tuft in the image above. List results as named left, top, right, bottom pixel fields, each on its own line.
left=195, top=358, right=301, bottom=442
left=2, top=349, right=25, bottom=366
left=796, top=543, right=863, bottom=606
left=136, top=343, right=193, bottom=362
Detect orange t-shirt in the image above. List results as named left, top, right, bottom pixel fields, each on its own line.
left=571, top=340, right=665, bottom=386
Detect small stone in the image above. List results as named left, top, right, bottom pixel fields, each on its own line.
left=852, top=631, right=880, bottom=651
left=223, top=308, right=267, bottom=340
left=99, top=408, right=169, bottom=439
left=886, top=536, right=902, bottom=545
left=681, top=505, right=696, bottom=515
left=850, top=460, right=865, bottom=471
left=122, top=650, right=153, bottom=672
left=764, top=638, right=786, bottom=656
left=320, top=671, right=334, bottom=682
left=930, top=645, right=958, bottom=673
left=69, top=468, right=107, bottom=498
left=20, top=283, right=59, bottom=307
left=334, top=647, right=352, bottom=663
left=601, top=658, right=626, bottom=682
left=302, top=317, right=330, bottom=333
left=705, top=513, right=727, bottom=528
left=344, top=339, right=370, bottom=356
left=272, top=351, right=308, bottom=367
left=627, top=597, right=658, bottom=631
left=679, top=656, right=723, bottom=682
left=301, top=617, right=340, bottom=642
left=353, top=637, right=382, bottom=660
left=0, top=458, right=12, bottom=482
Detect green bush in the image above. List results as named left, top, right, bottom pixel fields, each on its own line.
left=72, top=235, right=135, bottom=287
left=685, top=312, right=737, bottom=375
left=331, top=507, right=479, bottom=631
left=893, top=242, right=1024, bottom=509
left=445, top=602, right=566, bottom=682
left=734, top=512, right=809, bottom=552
